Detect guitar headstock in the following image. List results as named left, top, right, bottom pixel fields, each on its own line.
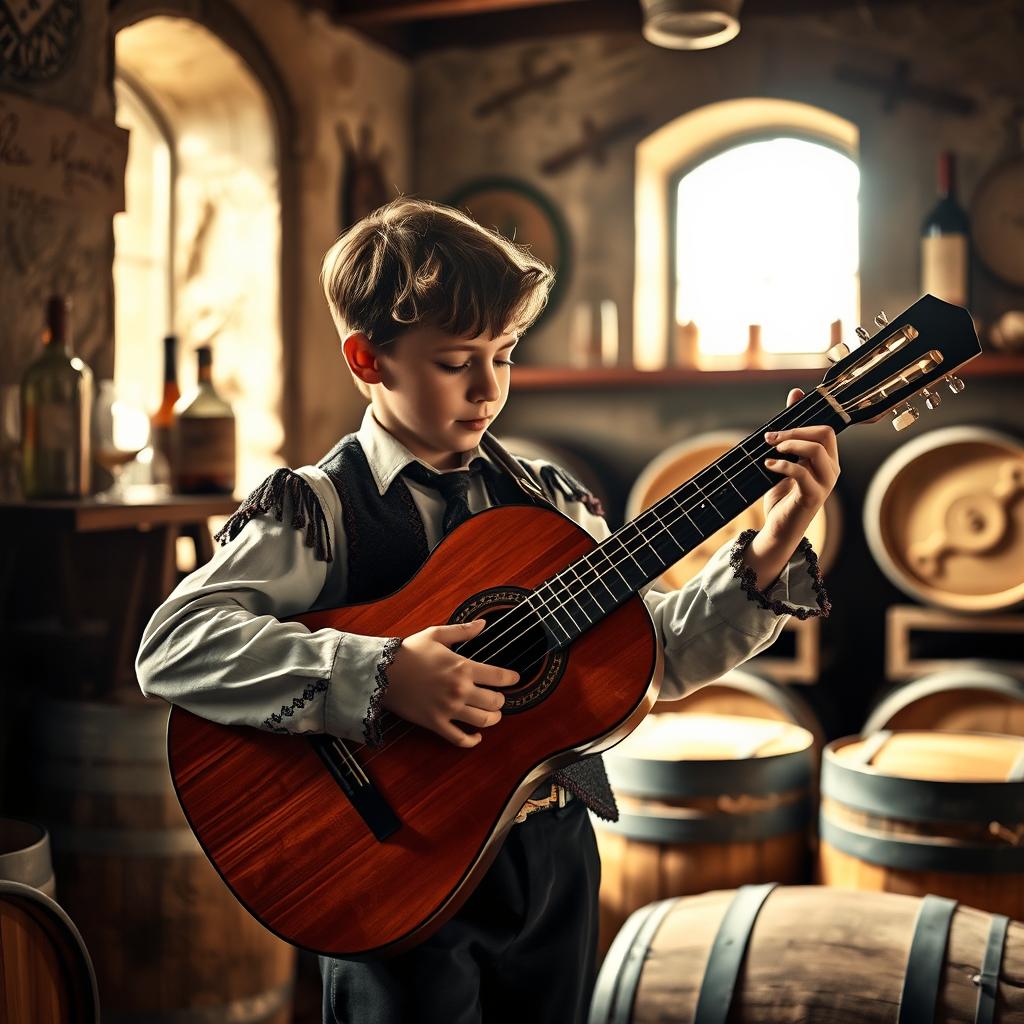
left=819, top=294, right=982, bottom=431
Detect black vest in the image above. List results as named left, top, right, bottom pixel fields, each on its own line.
left=317, top=433, right=618, bottom=822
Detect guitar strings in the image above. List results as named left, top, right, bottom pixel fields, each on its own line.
left=357, top=385, right=845, bottom=759
left=472, top=386, right=841, bottom=666
left=360, top=386, right=843, bottom=756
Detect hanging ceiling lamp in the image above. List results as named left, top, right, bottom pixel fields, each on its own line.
left=640, top=0, right=745, bottom=49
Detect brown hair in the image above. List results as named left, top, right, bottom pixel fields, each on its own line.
left=321, top=197, right=554, bottom=394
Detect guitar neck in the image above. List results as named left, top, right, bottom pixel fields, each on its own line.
left=532, top=390, right=848, bottom=650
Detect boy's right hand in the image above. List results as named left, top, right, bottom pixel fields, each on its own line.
left=382, top=619, right=520, bottom=748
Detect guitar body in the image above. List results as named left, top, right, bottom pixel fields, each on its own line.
left=166, top=292, right=983, bottom=961
left=167, top=504, right=661, bottom=958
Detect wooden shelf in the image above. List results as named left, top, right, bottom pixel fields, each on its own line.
left=510, top=353, right=1024, bottom=391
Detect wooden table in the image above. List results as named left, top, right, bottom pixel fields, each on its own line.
left=0, top=495, right=239, bottom=696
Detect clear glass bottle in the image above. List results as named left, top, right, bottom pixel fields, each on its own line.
left=20, top=295, right=94, bottom=499
left=172, top=346, right=236, bottom=495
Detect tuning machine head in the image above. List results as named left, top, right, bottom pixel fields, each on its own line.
left=874, top=311, right=889, bottom=327
left=944, top=374, right=966, bottom=395
left=921, top=387, right=942, bottom=410
left=891, top=401, right=920, bottom=431
left=826, top=342, right=850, bottom=363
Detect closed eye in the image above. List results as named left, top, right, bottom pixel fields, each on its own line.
left=438, top=359, right=515, bottom=374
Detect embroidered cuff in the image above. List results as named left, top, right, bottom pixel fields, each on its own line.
left=728, top=528, right=831, bottom=620
left=363, top=636, right=402, bottom=747
left=262, top=680, right=330, bottom=734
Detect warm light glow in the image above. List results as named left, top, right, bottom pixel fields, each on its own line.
left=675, top=137, right=860, bottom=358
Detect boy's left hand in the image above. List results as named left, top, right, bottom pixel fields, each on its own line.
left=761, top=388, right=840, bottom=544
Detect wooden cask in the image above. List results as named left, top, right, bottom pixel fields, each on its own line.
left=0, top=879, right=99, bottom=1024
left=863, top=425, right=1024, bottom=612
left=590, top=884, right=1024, bottom=1023
left=596, top=712, right=813, bottom=956
left=32, top=698, right=296, bottom=1023
left=819, top=730, right=1024, bottom=920
left=661, top=667, right=826, bottom=756
left=864, top=666, right=1024, bottom=735
left=0, top=818, right=56, bottom=898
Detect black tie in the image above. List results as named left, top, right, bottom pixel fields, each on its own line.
left=402, top=459, right=485, bottom=536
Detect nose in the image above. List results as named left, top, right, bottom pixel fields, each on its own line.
left=468, top=363, right=501, bottom=405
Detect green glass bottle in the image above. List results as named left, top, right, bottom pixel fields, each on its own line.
left=20, top=295, right=94, bottom=498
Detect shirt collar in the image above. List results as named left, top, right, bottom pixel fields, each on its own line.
left=357, top=405, right=492, bottom=496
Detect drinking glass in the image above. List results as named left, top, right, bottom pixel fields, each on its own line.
left=92, top=381, right=151, bottom=502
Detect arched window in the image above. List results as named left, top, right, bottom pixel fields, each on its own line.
left=633, top=99, right=859, bottom=369
left=113, top=15, right=284, bottom=492
left=674, top=137, right=860, bottom=360
left=113, top=72, right=173, bottom=411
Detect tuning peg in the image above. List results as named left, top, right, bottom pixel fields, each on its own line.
left=944, top=374, right=965, bottom=394
left=826, top=342, right=850, bottom=363
left=855, top=326, right=871, bottom=344
left=921, top=387, right=942, bottom=410
left=874, top=311, right=889, bottom=327
left=891, top=402, right=920, bottom=431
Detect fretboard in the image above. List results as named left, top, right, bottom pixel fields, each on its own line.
left=533, top=391, right=847, bottom=650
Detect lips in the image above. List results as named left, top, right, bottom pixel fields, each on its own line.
left=458, top=416, right=490, bottom=428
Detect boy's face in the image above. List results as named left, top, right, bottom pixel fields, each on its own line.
left=361, top=325, right=518, bottom=471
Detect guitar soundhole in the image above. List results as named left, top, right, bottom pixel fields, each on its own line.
left=450, top=587, right=566, bottom=715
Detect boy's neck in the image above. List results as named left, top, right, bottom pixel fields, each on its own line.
left=369, top=407, right=473, bottom=472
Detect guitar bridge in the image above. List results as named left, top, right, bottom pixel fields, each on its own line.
left=310, top=735, right=401, bottom=842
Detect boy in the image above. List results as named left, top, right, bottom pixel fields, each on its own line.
left=136, top=197, right=837, bottom=1023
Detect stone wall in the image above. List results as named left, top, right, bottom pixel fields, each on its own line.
left=413, top=2, right=1024, bottom=367
left=1, top=0, right=118, bottom=386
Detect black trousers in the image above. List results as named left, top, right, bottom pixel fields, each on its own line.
left=320, top=797, right=601, bottom=1024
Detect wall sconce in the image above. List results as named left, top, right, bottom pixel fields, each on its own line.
left=639, top=0, right=744, bottom=49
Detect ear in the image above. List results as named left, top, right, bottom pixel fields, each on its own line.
left=342, top=333, right=384, bottom=385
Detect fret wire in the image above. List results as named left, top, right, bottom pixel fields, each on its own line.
left=710, top=459, right=748, bottom=503
left=557, top=565, right=602, bottom=618
left=566, top=562, right=609, bottom=615
left=737, top=437, right=774, bottom=484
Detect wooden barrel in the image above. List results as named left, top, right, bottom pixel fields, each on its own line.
left=627, top=431, right=841, bottom=591
left=0, top=879, right=100, bottom=1023
left=864, top=425, right=1024, bottom=612
left=864, top=665, right=1024, bottom=735
left=819, top=730, right=1024, bottom=920
left=0, top=817, right=56, bottom=898
left=596, top=712, right=814, bottom=956
left=32, top=697, right=296, bottom=1024
left=663, top=667, right=826, bottom=755
left=589, top=884, right=1024, bottom=1023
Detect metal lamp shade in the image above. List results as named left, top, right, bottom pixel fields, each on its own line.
left=640, top=0, right=744, bottom=50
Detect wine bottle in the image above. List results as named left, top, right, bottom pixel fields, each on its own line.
left=20, top=295, right=94, bottom=498
left=921, top=150, right=970, bottom=307
left=150, top=334, right=180, bottom=482
left=173, top=346, right=236, bottom=495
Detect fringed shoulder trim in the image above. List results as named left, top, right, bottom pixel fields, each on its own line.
left=729, top=528, right=832, bottom=620
left=536, top=462, right=606, bottom=519
left=213, top=468, right=333, bottom=563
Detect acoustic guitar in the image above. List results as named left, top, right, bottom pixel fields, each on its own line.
left=166, top=295, right=981, bottom=958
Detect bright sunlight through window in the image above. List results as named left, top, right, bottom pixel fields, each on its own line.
left=675, top=137, right=859, bottom=360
